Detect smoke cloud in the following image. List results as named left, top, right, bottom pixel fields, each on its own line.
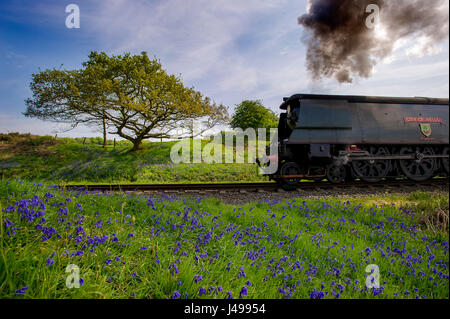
left=298, top=0, right=449, bottom=83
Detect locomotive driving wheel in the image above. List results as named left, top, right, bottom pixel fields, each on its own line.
left=399, top=146, right=436, bottom=181
left=351, top=146, right=391, bottom=182
left=277, top=162, right=302, bottom=191
left=326, top=163, right=346, bottom=184
left=442, top=147, right=449, bottom=175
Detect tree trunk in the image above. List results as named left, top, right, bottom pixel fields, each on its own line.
left=102, top=111, right=107, bottom=148
left=131, top=139, right=143, bottom=152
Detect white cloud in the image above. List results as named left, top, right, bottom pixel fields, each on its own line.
left=406, top=35, right=443, bottom=58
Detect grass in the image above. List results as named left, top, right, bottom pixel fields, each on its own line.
left=351, top=191, right=449, bottom=237
left=0, top=133, right=266, bottom=184
left=0, top=180, right=448, bottom=299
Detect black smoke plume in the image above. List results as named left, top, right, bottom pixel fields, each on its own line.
left=298, top=0, right=449, bottom=83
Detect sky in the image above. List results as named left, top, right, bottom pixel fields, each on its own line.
left=0, top=0, right=448, bottom=138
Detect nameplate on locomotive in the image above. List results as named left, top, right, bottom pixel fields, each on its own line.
left=403, top=117, right=443, bottom=123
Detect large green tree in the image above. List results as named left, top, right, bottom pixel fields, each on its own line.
left=24, top=51, right=229, bottom=151
left=230, top=100, right=278, bottom=131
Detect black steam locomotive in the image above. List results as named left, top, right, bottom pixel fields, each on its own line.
left=260, top=94, right=449, bottom=191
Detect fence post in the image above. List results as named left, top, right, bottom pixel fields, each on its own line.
left=114, top=138, right=116, bottom=149
left=83, top=137, right=86, bottom=145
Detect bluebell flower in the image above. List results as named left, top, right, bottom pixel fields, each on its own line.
left=198, top=287, right=207, bottom=296
left=170, top=290, right=181, bottom=299
left=14, top=286, right=28, bottom=294
left=238, top=266, right=246, bottom=278
left=169, top=263, right=179, bottom=276
left=239, top=286, right=248, bottom=298
left=309, top=289, right=325, bottom=299
left=194, top=275, right=203, bottom=283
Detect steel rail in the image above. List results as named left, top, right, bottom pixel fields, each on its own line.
left=63, top=178, right=448, bottom=193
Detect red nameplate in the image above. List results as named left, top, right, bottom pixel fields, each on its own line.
left=404, top=117, right=443, bottom=123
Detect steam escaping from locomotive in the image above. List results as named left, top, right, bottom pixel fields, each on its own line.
left=298, top=0, right=449, bottom=83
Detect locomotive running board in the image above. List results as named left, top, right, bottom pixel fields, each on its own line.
left=339, top=151, right=449, bottom=161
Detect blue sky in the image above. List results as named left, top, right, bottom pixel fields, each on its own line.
left=0, top=0, right=448, bottom=137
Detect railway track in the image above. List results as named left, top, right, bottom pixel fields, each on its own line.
left=64, top=178, right=448, bottom=193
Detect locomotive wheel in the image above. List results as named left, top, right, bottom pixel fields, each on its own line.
left=326, top=164, right=346, bottom=184
left=351, top=146, right=391, bottom=182
left=277, top=162, right=302, bottom=191
left=399, top=146, right=436, bottom=181
left=442, top=147, right=449, bottom=175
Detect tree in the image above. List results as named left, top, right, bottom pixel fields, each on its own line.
left=24, top=51, right=229, bottom=151
left=230, top=100, right=278, bottom=131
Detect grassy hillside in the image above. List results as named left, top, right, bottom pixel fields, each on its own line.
left=0, top=133, right=265, bottom=184
left=0, top=180, right=448, bottom=299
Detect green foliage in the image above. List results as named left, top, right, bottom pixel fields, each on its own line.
left=24, top=51, right=229, bottom=151
left=230, top=100, right=278, bottom=131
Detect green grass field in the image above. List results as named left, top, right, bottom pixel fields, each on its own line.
left=0, top=180, right=448, bottom=299
left=1, top=133, right=448, bottom=299
left=0, top=133, right=265, bottom=184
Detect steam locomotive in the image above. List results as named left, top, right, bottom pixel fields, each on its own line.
left=259, top=94, right=449, bottom=191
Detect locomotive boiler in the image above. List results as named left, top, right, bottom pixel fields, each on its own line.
left=260, top=94, right=449, bottom=191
